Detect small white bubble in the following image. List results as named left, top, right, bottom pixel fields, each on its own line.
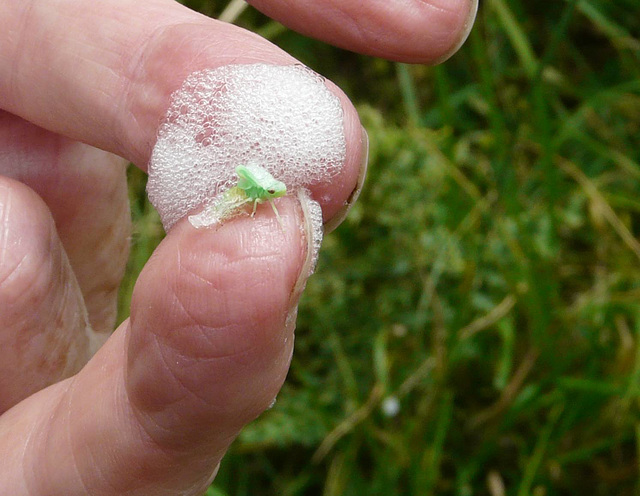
left=381, top=396, right=401, bottom=418
left=392, top=324, right=408, bottom=338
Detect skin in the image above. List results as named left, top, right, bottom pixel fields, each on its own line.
left=0, top=0, right=477, bottom=495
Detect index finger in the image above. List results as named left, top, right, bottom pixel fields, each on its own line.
left=0, top=0, right=364, bottom=223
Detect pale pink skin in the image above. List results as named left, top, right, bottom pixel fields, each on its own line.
left=0, top=0, right=477, bottom=494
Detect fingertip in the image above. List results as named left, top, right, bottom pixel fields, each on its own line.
left=248, top=0, right=478, bottom=64
left=430, top=0, right=479, bottom=64
left=126, top=197, right=307, bottom=446
left=323, top=125, right=368, bottom=233
left=395, top=0, right=479, bottom=64
left=308, top=80, right=367, bottom=225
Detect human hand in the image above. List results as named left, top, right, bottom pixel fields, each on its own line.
left=0, top=0, right=477, bottom=494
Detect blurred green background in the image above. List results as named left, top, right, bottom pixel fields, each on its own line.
left=122, top=1, right=640, bottom=494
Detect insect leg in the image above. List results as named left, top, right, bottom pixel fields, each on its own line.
left=269, top=199, right=285, bottom=230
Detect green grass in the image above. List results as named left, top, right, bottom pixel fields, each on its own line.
left=122, top=0, right=640, bottom=494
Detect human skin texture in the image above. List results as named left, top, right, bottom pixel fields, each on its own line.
left=0, top=0, right=477, bottom=494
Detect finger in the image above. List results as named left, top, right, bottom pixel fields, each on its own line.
left=0, top=0, right=365, bottom=223
left=0, top=112, right=131, bottom=341
left=0, top=176, right=91, bottom=412
left=0, top=195, right=317, bottom=495
left=248, top=0, right=479, bottom=63
left=127, top=196, right=312, bottom=448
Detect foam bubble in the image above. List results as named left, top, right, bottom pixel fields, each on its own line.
left=147, top=64, right=346, bottom=230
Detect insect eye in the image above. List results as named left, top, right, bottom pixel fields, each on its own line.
left=267, top=189, right=276, bottom=194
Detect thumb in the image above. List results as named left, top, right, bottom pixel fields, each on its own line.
left=0, top=193, right=321, bottom=495
left=127, top=193, right=321, bottom=450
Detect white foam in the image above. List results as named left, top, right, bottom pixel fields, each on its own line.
left=147, top=64, right=346, bottom=230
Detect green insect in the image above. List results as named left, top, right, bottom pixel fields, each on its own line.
left=189, top=164, right=287, bottom=229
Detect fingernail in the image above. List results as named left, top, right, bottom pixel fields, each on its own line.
left=432, top=0, right=479, bottom=65
left=324, top=126, right=369, bottom=233
left=293, top=189, right=324, bottom=298
left=287, top=189, right=324, bottom=324
left=196, top=462, right=221, bottom=495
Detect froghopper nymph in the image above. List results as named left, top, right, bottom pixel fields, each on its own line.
left=189, top=165, right=287, bottom=229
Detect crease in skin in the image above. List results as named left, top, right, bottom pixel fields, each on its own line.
left=416, top=0, right=464, bottom=15
left=20, top=405, right=44, bottom=496
left=21, top=379, right=75, bottom=495
left=125, top=355, right=238, bottom=465
left=167, top=275, right=202, bottom=329
left=124, top=351, right=221, bottom=463
left=159, top=280, right=268, bottom=361
left=176, top=260, right=222, bottom=290
left=156, top=320, right=264, bottom=369
left=330, top=1, right=373, bottom=46
left=150, top=333, right=214, bottom=409
left=47, top=246, right=90, bottom=379
left=7, top=1, right=36, bottom=104
left=64, top=378, right=108, bottom=495
left=0, top=252, right=29, bottom=294
left=154, top=251, right=278, bottom=358
left=51, top=243, right=92, bottom=375
left=129, top=386, right=182, bottom=448
left=116, top=21, right=178, bottom=158
left=0, top=181, right=13, bottom=276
